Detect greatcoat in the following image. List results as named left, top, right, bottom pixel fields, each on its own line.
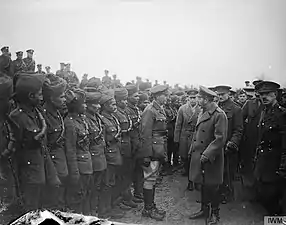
left=189, top=102, right=228, bottom=185
left=174, top=103, right=201, bottom=158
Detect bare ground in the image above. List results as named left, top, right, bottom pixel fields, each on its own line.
left=116, top=172, right=266, bottom=225
left=0, top=172, right=266, bottom=225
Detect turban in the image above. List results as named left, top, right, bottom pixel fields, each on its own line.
left=126, top=84, right=138, bottom=96
left=43, top=77, right=67, bottom=99
left=99, top=89, right=114, bottom=105
left=139, top=92, right=149, bottom=102
left=114, top=88, right=128, bottom=101
left=66, top=88, right=86, bottom=105
left=15, top=72, right=45, bottom=96
left=85, top=91, right=102, bottom=104
left=0, top=75, right=13, bottom=100
left=86, top=77, right=102, bottom=88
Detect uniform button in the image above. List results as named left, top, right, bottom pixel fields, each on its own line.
left=19, top=109, right=22, bottom=112
left=54, top=129, right=58, bottom=132
left=33, top=129, right=37, bottom=132
left=269, top=127, right=272, bottom=129
left=27, top=161, right=31, bottom=165
left=51, top=155, right=55, bottom=159
left=153, top=141, right=157, bottom=144
left=92, top=153, right=95, bottom=156
left=201, top=141, right=203, bottom=143
left=82, top=155, right=84, bottom=158
left=260, top=150, right=263, bottom=153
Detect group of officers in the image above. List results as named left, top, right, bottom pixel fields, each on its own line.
left=0, top=46, right=286, bottom=225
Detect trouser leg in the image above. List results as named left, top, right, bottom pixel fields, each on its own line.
left=21, top=183, right=42, bottom=211
left=90, top=171, right=104, bottom=212
left=133, top=160, right=144, bottom=199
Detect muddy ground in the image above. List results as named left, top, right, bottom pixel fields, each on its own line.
left=0, top=171, right=266, bottom=225
left=117, top=172, right=266, bottom=225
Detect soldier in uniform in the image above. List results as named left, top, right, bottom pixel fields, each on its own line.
left=138, top=92, right=150, bottom=112
left=237, top=89, right=247, bottom=107
left=36, top=64, right=46, bottom=74
left=64, top=88, right=93, bottom=214
left=125, top=84, right=143, bottom=202
left=215, top=85, right=243, bottom=203
left=98, top=90, right=125, bottom=219
left=137, top=85, right=169, bottom=221
left=174, top=89, right=201, bottom=190
left=0, top=74, right=17, bottom=212
left=113, top=88, right=138, bottom=209
left=0, top=46, right=12, bottom=77
left=9, top=72, right=59, bottom=211
left=112, top=74, right=121, bottom=88
left=45, top=66, right=51, bottom=74
left=84, top=89, right=107, bottom=214
left=80, top=74, right=88, bottom=89
left=102, top=70, right=112, bottom=88
left=253, top=81, right=286, bottom=215
left=56, top=63, right=66, bottom=78
left=239, top=81, right=263, bottom=187
left=23, top=49, right=36, bottom=72
left=162, top=95, right=178, bottom=175
left=65, top=63, right=79, bottom=87
left=10, top=51, right=26, bottom=77
left=41, top=77, right=68, bottom=210
left=189, top=86, right=228, bottom=224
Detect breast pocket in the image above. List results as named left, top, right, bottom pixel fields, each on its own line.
left=154, top=116, right=167, bottom=131
left=152, top=138, right=166, bottom=159
left=105, top=145, right=122, bottom=166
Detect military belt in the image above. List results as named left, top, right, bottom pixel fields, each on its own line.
left=152, top=131, right=168, bottom=137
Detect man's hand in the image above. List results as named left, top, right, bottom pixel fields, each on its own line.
left=225, top=141, right=238, bottom=154
left=142, top=157, right=151, bottom=167
left=200, top=154, right=209, bottom=164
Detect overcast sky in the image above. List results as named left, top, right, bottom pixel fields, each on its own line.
left=1, top=0, right=286, bottom=88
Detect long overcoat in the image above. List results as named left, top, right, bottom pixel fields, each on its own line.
left=189, top=102, right=228, bottom=185
left=174, top=103, right=201, bottom=158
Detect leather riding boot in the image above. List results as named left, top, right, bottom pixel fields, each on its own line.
left=208, top=207, right=220, bottom=225
left=142, top=188, right=165, bottom=221
left=189, top=203, right=210, bottom=220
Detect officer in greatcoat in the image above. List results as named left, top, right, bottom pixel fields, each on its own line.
left=215, top=85, right=243, bottom=203
left=239, top=80, right=264, bottom=186
left=174, top=89, right=201, bottom=190
left=253, top=81, right=286, bottom=215
left=189, top=86, right=228, bottom=224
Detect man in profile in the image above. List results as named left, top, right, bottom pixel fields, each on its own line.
left=189, top=86, right=228, bottom=225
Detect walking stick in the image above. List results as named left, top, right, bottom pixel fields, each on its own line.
left=201, top=163, right=209, bottom=225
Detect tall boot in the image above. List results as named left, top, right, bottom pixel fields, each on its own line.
left=189, top=203, right=210, bottom=220
left=152, top=186, right=166, bottom=215
left=207, top=208, right=220, bottom=225
left=142, top=188, right=164, bottom=221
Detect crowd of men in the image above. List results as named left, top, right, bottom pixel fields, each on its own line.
left=1, top=46, right=286, bottom=225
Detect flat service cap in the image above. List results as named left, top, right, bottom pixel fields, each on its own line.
left=199, top=86, right=218, bottom=98
left=255, top=81, right=280, bottom=93
left=150, top=85, right=168, bottom=95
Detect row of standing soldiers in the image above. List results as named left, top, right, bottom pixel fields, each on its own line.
left=0, top=70, right=182, bottom=221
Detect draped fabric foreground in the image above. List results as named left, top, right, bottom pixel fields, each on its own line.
left=8, top=210, right=139, bottom=225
